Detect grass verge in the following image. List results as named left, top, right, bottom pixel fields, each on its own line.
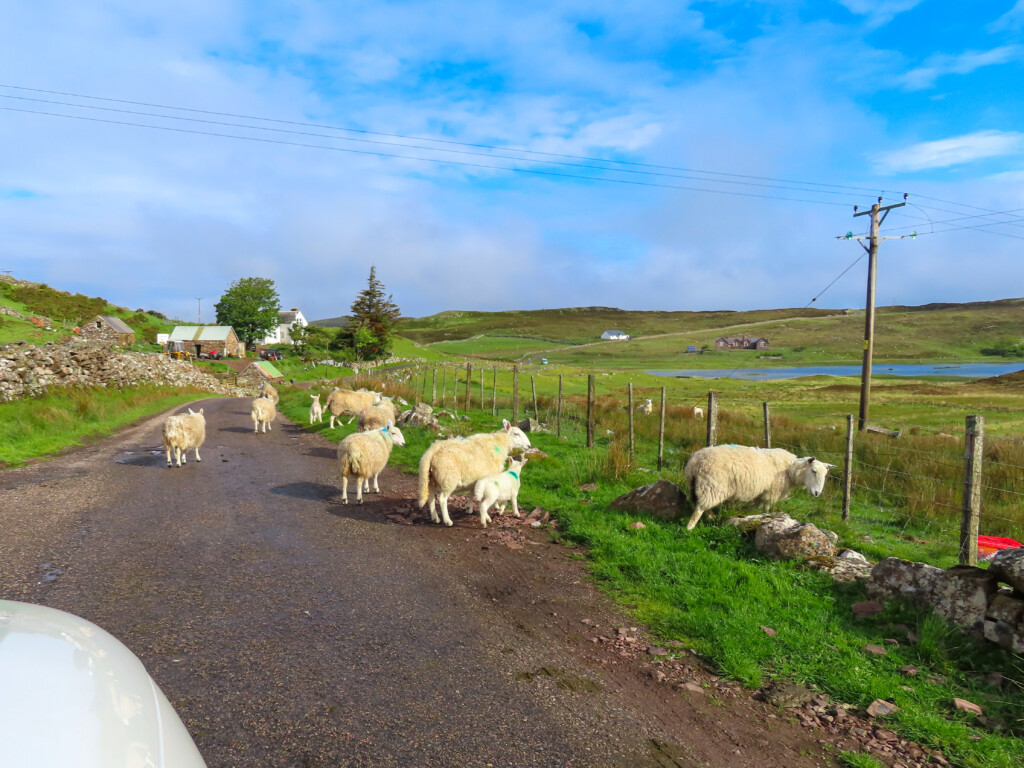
left=0, top=385, right=216, bottom=466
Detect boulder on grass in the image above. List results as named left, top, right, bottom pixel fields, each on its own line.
left=609, top=480, right=684, bottom=522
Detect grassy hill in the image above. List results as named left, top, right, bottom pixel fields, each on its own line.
left=393, top=300, right=1024, bottom=368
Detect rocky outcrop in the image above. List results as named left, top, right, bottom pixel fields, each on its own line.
left=398, top=402, right=440, bottom=430
left=609, top=480, right=685, bottom=521
left=0, top=340, right=246, bottom=402
left=867, top=555, right=1024, bottom=653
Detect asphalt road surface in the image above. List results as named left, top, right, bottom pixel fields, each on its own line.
left=0, top=397, right=844, bottom=768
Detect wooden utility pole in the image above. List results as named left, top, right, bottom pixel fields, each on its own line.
left=845, top=196, right=907, bottom=431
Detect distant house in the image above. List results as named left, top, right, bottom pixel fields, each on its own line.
left=237, top=360, right=284, bottom=387
left=78, top=315, right=136, bottom=347
left=168, top=326, right=244, bottom=358
left=715, top=336, right=769, bottom=351
left=600, top=330, right=631, bottom=341
left=263, top=308, right=308, bottom=345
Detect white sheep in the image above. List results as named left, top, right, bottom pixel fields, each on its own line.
left=637, top=398, right=653, bottom=415
left=356, top=399, right=399, bottom=432
left=693, top=406, right=704, bottom=419
left=418, top=420, right=532, bottom=527
left=472, top=456, right=528, bottom=528
left=337, top=424, right=406, bottom=504
left=162, top=408, right=206, bottom=468
left=683, top=445, right=834, bottom=530
left=309, top=393, right=323, bottom=424
left=259, top=380, right=280, bottom=405
left=325, top=387, right=382, bottom=429
left=251, top=396, right=277, bottom=433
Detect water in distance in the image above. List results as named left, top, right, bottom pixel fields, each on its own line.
left=648, top=362, right=1024, bottom=380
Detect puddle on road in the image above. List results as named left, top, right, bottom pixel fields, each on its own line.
left=40, top=562, right=63, bottom=583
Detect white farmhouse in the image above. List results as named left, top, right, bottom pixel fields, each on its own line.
left=263, top=308, right=308, bottom=345
left=600, top=329, right=631, bottom=341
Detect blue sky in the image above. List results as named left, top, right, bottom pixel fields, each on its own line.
left=1, top=1, right=1023, bottom=321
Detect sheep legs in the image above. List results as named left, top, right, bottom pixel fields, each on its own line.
left=427, top=492, right=455, bottom=527
left=341, top=475, right=366, bottom=504
left=686, top=504, right=709, bottom=531
left=478, top=500, right=493, bottom=528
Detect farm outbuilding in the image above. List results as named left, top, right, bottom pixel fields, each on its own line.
left=237, top=360, right=284, bottom=387
left=600, top=330, right=631, bottom=340
left=168, top=326, right=245, bottom=358
left=78, top=315, right=136, bottom=347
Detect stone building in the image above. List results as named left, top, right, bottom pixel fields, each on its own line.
left=168, top=326, right=245, bottom=358
left=78, top=315, right=136, bottom=347
left=237, top=360, right=284, bottom=387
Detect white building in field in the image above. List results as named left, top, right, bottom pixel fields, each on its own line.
left=263, top=308, right=308, bottom=345
left=600, top=330, right=630, bottom=340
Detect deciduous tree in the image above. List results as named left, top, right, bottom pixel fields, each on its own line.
left=214, top=277, right=281, bottom=350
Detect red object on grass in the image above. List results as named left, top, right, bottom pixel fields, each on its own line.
left=977, top=535, right=1023, bottom=561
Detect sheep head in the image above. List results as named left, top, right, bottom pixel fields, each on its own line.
left=794, top=456, right=835, bottom=497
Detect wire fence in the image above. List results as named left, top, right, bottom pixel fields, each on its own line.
left=369, top=363, right=1021, bottom=566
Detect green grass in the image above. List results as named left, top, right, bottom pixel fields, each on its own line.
left=275, top=374, right=1024, bottom=768
left=839, top=752, right=886, bottom=768
left=0, top=385, right=216, bottom=466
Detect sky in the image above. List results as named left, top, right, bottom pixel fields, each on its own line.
left=2, top=1, right=1023, bottom=322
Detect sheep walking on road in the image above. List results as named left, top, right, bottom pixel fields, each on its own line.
left=337, top=425, right=406, bottom=504
left=259, top=380, right=280, bottom=405
left=162, top=408, right=206, bottom=468
left=683, top=445, right=834, bottom=530
left=418, top=420, right=532, bottom=527
left=309, top=393, right=324, bottom=424
left=472, top=456, right=528, bottom=528
left=251, top=397, right=277, bottom=434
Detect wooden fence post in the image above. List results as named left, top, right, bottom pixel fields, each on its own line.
left=627, top=382, right=634, bottom=458
left=431, top=368, right=437, bottom=406
left=491, top=368, right=497, bottom=416
left=441, top=367, right=447, bottom=408
left=657, top=386, right=666, bottom=471
left=706, top=391, right=718, bottom=447
left=512, top=366, right=520, bottom=422
left=763, top=402, right=771, bottom=448
left=531, top=375, right=538, bottom=422
left=479, top=370, right=484, bottom=410
left=586, top=374, right=595, bottom=449
left=557, top=374, right=563, bottom=438
left=960, top=415, right=984, bottom=566
left=464, top=362, right=472, bottom=411
left=842, top=414, right=854, bottom=521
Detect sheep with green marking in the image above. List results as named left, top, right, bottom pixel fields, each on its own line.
left=472, top=456, right=528, bottom=528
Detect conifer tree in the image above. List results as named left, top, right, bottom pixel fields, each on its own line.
left=348, top=267, right=401, bottom=361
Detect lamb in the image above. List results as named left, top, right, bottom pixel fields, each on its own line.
left=336, top=424, right=406, bottom=504
left=324, top=387, right=382, bottom=429
left=418, top=419, right=532, bottom=527
left=356, top=399, right=399, bottom=432
left=472, top=456, right=528, bottom=528
left=162, top=407, right=206, bottom=468
left=637, top=398, right=653, bottom=415
left=259, top=380, right=280, bottom=405
left=693, top=406, right=704, bottom=419
left=683, top=445, right=834, bottom=530
left=251, top=396, right=277, bottom=433
left=309, top=393, right=324, bottom=424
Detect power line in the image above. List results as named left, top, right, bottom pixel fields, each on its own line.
left=0, top=82, right=889, bottom=196
left=0, top=105, right=858, bottom=206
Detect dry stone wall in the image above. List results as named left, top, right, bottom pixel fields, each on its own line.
left=0, top=340, right=248, bottom=402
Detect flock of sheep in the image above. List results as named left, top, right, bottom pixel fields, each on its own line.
left=160, top=380, right=834, bottom=530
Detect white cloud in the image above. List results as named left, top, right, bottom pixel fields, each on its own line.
left=898, top=46, right=1023, bottom=91
left=837, top=0, right=924, bottom=28
left=989, top=0, right=1024, bottom=32
left=871, top=131, right=1024, bottom=174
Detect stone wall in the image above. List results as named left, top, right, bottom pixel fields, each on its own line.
left=0, top=340, right=249, bottom=402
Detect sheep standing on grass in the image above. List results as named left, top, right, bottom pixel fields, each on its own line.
left=418, top=420, right=532, bottom=527
left=337, top=424, right=406, bottom=504
left=162, top=408, right=206, bottom=468
left=637, top=398, right=653, bottom=415
left=683, top=445, right=834, bottom=530
left=251, top=397, right=277, bottom=434
left=693, top=406, right=704, bottom=419
left=309, top=393, right=324, bottom=424
left=325, top=388, right=382, bottom=429
left=472, top=456, right=528, bottom=528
